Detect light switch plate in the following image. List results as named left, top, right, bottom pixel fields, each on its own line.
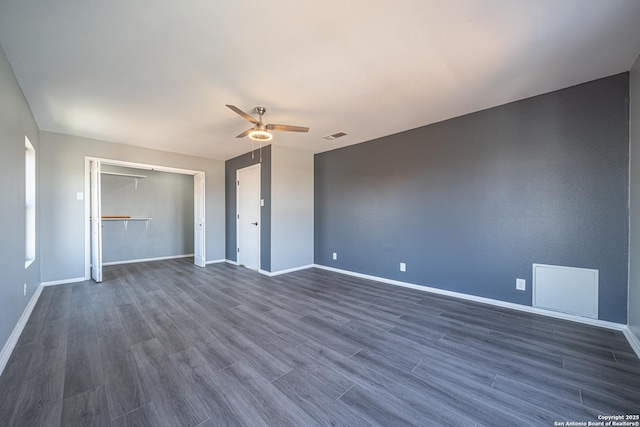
left=76, top=192, right=84, bottom=201
left=516, top=278, right=526, bottom=291
left=400, top=262, right=406, bottom=272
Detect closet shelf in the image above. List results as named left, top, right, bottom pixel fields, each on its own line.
left=101, top=217, right=152, bottom=230
left=101, top=171, right=147, bottom=189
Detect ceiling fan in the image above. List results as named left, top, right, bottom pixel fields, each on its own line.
left=226, top=105, right=309, bottom=141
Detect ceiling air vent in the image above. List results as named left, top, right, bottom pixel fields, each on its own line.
left=324, top=132, right=348, bottom=141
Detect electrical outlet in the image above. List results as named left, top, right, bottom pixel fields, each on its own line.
left=23, top=283, right=27, bottom=296
left=400, top=262, right=406, bottom=272
left=516, top=278, right=526, bottom=291
left=332, top=252, right=337, bottom=260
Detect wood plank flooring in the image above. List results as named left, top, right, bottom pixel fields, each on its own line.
left=1, top=258, right=639, bottom=426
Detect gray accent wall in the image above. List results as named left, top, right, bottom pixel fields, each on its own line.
left=315, top=74, right=629, bottom=324
left=271, top=145, right=314, bottom=272
left=225, top=145, right=272, bottom=270
left=40, top=131, right=225, bottom=282
left=0, top=42, right=40, bottom=353
left=629, top=54, right=640, bottom=339
left=101, top=165, right=194, bottom=264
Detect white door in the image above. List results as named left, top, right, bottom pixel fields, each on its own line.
left=237, top=164, right=260, bottom=270
left=194, top=172, right=206, bottom=267
left=90, top=160, right=103, bottom=282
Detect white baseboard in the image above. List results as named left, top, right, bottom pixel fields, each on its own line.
left=312, top=264, right=626, bottom=332
left=260, top=264, right=315, bottom=277
left=623, top=327, right=640, bottom=359
left=0, top=284, right=43, bottom=377
left=41, top=276, right=87, bottom=286
left=224, top=259, right=239, bottom=266
left=205, top=259, right=226, bottom=265
left=103, top=254, right=194, bottom=266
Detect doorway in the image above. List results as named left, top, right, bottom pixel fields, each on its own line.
left=236, top=164, right=261, bottom=270
left=85, top=158, right=206, bottom=282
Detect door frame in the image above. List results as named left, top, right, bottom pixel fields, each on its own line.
left=236, top=163, right=261, bottom=270
left=84, top=157, right=206, bottom=280
left=193, top=172, right=206, bottom=267
left=90, top=159, right=103, bottom=282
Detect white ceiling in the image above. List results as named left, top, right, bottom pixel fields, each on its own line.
left=1, top=1, right=639, bottom=161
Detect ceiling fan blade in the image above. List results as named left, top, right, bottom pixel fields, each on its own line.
left=266, top=124, right=309, bottom=133
left=236, top=128, right=254, bottom=138
left=226, top=105, right=259, bottom=124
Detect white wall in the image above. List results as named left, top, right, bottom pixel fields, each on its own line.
left=270, top=145, right=314, bottom=272
left=0, top=42, right=40, bottom=359
left=39, top=131, right=225, bottom=282
left=629, top=54, right=640, bottom=342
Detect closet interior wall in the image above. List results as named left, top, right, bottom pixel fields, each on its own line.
left=100, top=165, right=194, bottom=264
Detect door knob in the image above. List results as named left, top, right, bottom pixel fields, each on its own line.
left=251, top=222, right=258, bottom=226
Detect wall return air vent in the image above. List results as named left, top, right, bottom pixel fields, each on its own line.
left=324, top=132, right=348, bottom=140
left=532, top=263, right=598, bottom=319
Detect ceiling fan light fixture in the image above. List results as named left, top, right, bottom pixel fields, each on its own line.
left=227, top=104, right=307, bottom=142
left=248, top=129, right=273, bottom=141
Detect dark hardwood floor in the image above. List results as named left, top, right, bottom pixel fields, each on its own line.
left=1, top=258, right=639, bottom=426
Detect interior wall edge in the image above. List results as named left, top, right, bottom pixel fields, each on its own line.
left=623, top=327, right=640, bottom=359
left=0, top=283, right=43, bottom=378
left=259, top=264, right=315, bottom=277
left=627, top=49, right=640, bottom=355
left=102, top=254, right=195, bottom=267
left=205, top=259, right=227, bottom=265
left=40, top=277, right=86, bottom=287
left=312, top=263, right=627, bottom=331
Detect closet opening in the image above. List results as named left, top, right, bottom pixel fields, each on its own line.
left=84, top=158, right=206, bottom=282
